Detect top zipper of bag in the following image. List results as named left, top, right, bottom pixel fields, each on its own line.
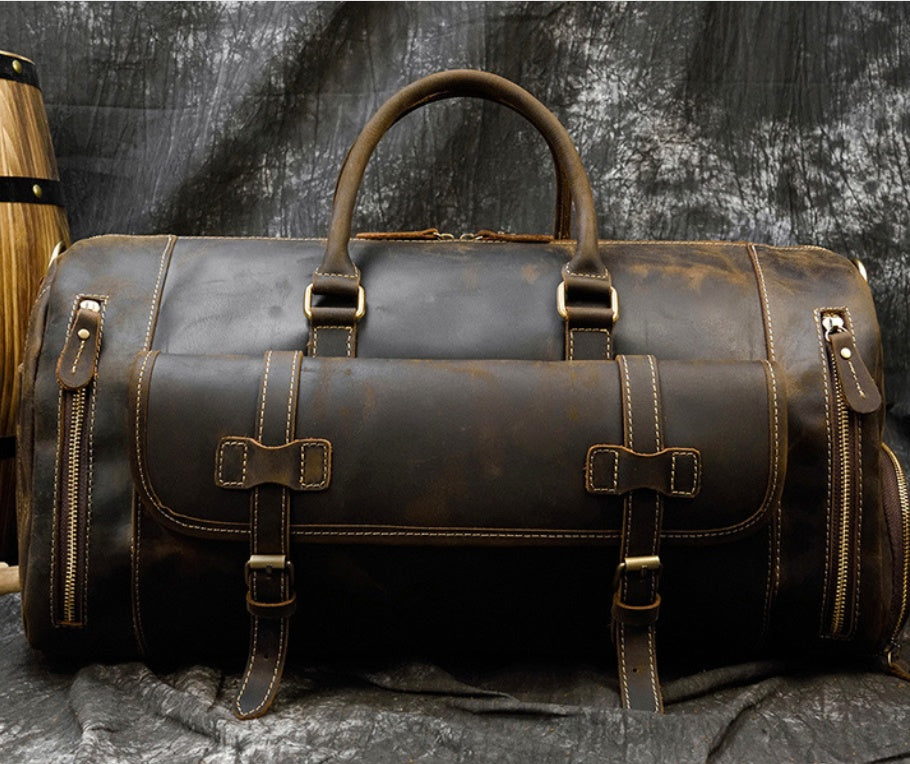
left=354, top=228, right=554, bottom=242
left=820, top=310, right=881, bottom=639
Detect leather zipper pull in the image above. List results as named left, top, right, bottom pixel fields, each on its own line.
left=56, top=299, right=102, bottom=390
left=474, top=229, right=554, bottom=243
left=354, top=228, right=441, bottom=240
left=823, top=313, right=882, bottom=414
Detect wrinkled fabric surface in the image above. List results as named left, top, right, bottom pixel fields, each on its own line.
left=2, top=1, right=910, bottom=760
left=3, top=594, right=910, bottom=763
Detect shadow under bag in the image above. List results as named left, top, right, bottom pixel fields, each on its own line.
left=16, top=70, right=910, bottom=719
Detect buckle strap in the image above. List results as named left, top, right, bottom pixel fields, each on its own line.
left=612, top=355, right=666, bottom=714
left=233, top=351, right=303, bottom=720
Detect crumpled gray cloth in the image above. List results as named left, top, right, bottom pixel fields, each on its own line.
left=2, top=594, right=909, bottom=763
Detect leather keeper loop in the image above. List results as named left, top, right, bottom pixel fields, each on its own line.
left=611, top=592, right=661, bottom=627
left=246, top=592, right=298, bottom=619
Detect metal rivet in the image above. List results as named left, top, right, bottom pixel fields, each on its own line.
left=77, top=329, right=90, bottom=340
left=840, top=347, right=853, bottom=359
left=12, top=60, right=23, bottom=74
left=32, top=184, right=42, bottom=199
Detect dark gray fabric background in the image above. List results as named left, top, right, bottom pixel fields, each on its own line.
left=2, top=2, right=910, bottom=761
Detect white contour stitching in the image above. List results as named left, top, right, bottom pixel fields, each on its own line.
left=648, top=626, right=662, bottom=712
left=143, top=236, right=175, bottom=350
left=759, top=360, right=782, bottom=640
left=258, top=351, right=273, bottom=440
left=747, top=243, right=777, bottom=362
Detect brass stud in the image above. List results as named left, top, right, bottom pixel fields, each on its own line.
left=12, top=60, right=23, bottom=74
left=77, top=329, right=90, bottom=340
left=840, top=347, right=853, bottom=360
left=32, top=184, right=42, bottom=199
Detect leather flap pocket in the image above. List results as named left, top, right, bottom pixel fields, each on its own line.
left=130, top=352, right=785, bottom=545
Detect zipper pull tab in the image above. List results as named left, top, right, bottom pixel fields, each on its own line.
left=56, top=299, right=102, bottom=390
left=823, top=313, right=882, bottom=414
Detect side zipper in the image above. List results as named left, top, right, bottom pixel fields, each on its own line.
left=883, top=444, right=910, bottom=672
left=820, top=310, right=881, bottom=639
left=52, top=297, right=104, bottom=627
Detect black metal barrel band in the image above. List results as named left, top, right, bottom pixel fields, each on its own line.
left=0, top=176, right=65, bottom=207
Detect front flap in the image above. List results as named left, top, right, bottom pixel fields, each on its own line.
left=130, top=351, right=785, bottom=545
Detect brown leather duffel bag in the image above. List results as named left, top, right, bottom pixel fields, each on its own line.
left=17, top=70, right=910, bottom=719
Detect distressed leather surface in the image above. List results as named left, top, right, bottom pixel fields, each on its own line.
left=132, top=353, right=778, bottom=541
left=17, top=231, right=889, bottom=669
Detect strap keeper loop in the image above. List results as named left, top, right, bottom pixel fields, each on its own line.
left=246, top=591, right=297, bottom=619
left=611, top=592, right=661, bottom=627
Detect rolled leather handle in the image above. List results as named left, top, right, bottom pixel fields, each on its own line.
left=341, top=96, right=573, bottom=241
left=311, top=70, right=609, bottom=305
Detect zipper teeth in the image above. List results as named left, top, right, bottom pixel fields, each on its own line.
left=830, top=364, right=853, bottom=636
left=62, top=388, right=86, bottom=624
left=885, top=444, right=910, bottom=647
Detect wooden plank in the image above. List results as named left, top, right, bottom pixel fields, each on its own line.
left=0, top=563, right=20, bottom=595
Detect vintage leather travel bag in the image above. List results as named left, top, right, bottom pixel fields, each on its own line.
left=16, top=70, right=910, bottom=719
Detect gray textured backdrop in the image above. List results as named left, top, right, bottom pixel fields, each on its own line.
left=2, top=2, right=910, bottom=760
left=4, top=2, right=908, bottom=441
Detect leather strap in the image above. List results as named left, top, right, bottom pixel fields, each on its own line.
left=613, top=355, right=666, bottom=713
left=566, top=325, right=612, bottom=360
left=307, top=323, right=356, bottom=358
left=234, top=350, right=303, bottom=719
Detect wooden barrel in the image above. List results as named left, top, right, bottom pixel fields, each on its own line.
left=0, top=51, right=71, bottom=561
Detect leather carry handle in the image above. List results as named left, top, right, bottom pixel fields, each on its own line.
left=309, top=70, right=612, bottom=315
left=338, top=96, right=573, bottom=242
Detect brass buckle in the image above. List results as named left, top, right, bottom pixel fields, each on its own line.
left=303, top=283, right=366, bottom=321
left=611, top=555, right=661, bottom=591
left=244, top=554, right=294, bottom=587
left=556, top=281, right=619, bottom=323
